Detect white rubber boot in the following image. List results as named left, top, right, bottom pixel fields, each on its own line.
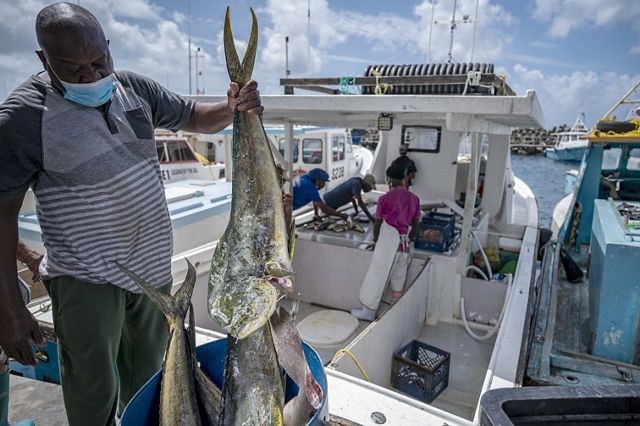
left=350, top=306, right=376, bottom=321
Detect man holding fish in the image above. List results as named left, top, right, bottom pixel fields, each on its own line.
left=0, top=2, right=262, bottom=425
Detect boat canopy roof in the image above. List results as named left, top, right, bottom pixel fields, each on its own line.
left=191, top=90, right=545, bottom=133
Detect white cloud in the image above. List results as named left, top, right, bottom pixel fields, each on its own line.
left=511, top=64, right=640, bottom=127
left=0, top=0, right=636, bottom=132
left=529, top=40, right=558, bottom=49
left=0, top=0, right=226, bottom=98
left=102, top=0, right=161, bottom=20
left=413, top=0, right=517, bottom=63
left=258, top=0, right=518, bottom=78
left=172, top=11, right=186, bottom=25
left=533, top=0, right=640, bottom=38
left=326, top=54, right=373, bottom=65
left=502, top=52, right=576, bottom=69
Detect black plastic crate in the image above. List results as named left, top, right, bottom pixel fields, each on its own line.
left=391, top=340, right=450, bottom=403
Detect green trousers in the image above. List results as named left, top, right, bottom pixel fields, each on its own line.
left=1, top=369, right=8, bottom=426
left=44, top=277, right=170, bottom=426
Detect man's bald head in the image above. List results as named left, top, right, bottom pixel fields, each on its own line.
left=35, top=2, right=113, bottom=85
left=36, top=2, right=105, bottom=52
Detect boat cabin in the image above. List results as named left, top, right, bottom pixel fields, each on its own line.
left=545, top=114, right=589, bottom=162
left=192, top=126, right=371, bottom=191
left=155, top=135, right=226, bottom=182
left=274, top=127, right=364, bottom=185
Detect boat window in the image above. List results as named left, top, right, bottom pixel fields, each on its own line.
left=278, top=138, right=299, bottom=162
left=346, top=137, right=353, bottom=154
left=457, top=133, right=489, bottom=158
left=166, top=141, right=197, bottom=162
left=156, top=144, right=167, bottom=162
left=303, top=138, right=323, bottom=164
left=602, top=148, right=622, bottom=171
left=331, top=135, right=345, bottom=161
left=627, top=148, right=640, bottom=171
left=402, top=125, right=441, bottom=153
left=481, top=135, right=490, bottom=157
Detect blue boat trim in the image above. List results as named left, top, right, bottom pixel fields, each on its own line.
left=168, top=202, right=205, bottom=215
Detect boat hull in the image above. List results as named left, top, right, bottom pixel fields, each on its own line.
left=545, top=147, right=586, bottom=162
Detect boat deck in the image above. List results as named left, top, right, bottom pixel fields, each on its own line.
left=527, top=250, right=640, bottom=387
left=278, top=299, right=371, bottom=365
left=417, top=321, right=495, bottom=421
left=281, top=275, right=497, bottom=421
left=294, top=199, right=460, bottom=260
left=8, top=375, right=66, bottom=426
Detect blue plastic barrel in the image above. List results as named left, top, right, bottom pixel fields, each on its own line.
left=121, top=338, right=328, bottom=425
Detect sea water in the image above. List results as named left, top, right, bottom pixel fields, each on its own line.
left=511, top=154, right=576, bottom=228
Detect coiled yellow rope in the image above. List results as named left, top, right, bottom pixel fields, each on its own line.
left=596, top=119, right=640, bottom=137
left=372, top=69, right=393, bottom=95
left=497, top=74, right=508, bottom=96
left=331, top=349, right=370, bottom=382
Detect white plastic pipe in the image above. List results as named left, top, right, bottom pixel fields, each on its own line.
left=465, top=265, right=489, bottom=281
left=460, top=274, right=512, bottom=341
left=471, top=230, right=493, bottom=277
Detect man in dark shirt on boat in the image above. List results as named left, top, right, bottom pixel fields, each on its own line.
left=0, top=3, right=262, bottom=425
left=290, top=168, right=350, bottom=222
left=390, top=144, right=417, bottom=186
left=322, top=175, right=377, bottom=222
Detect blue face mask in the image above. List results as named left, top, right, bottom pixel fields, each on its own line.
left=59, top=74, right=115, bottom=108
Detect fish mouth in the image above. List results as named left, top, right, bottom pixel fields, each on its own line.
left=268, top=276, right=293, bottom=292
left=265, top=261, right=294, bottom=292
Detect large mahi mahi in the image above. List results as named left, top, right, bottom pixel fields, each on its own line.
left=207, top=7, right=293, bottom=340
left=212, top=7, right=288, bottom=425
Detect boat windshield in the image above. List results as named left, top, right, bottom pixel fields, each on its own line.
left=303, top=138, right=323, bottom=164
left=602, top=148, right=622, bottom=171
left=626, top=148, right=640, bottom=172
left=278, top=138, right=300, bottom=162
left=157, top=140, right=198, bottom=163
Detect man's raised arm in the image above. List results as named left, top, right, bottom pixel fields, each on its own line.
left=181, top=81, right=263, bottom=134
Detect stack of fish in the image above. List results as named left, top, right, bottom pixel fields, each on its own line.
left=118, top=8, right=323, bottom=426
left=304, top=217, right=365, bottom=233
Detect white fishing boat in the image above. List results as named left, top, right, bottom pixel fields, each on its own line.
left=12, top=67, right=546, bottom=425
left=544, top=114, right=589, bottom=162
left=155, top=133, right=227, bottom=182
left=18, top=123, right=371, bottom=254
left=189, top=125, right=373, bottom=186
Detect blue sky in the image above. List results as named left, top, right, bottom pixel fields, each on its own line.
left=1, top=0, right=638, bottom=127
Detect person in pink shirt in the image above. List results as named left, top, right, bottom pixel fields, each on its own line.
left=351, top=164, right=421, bottom=321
